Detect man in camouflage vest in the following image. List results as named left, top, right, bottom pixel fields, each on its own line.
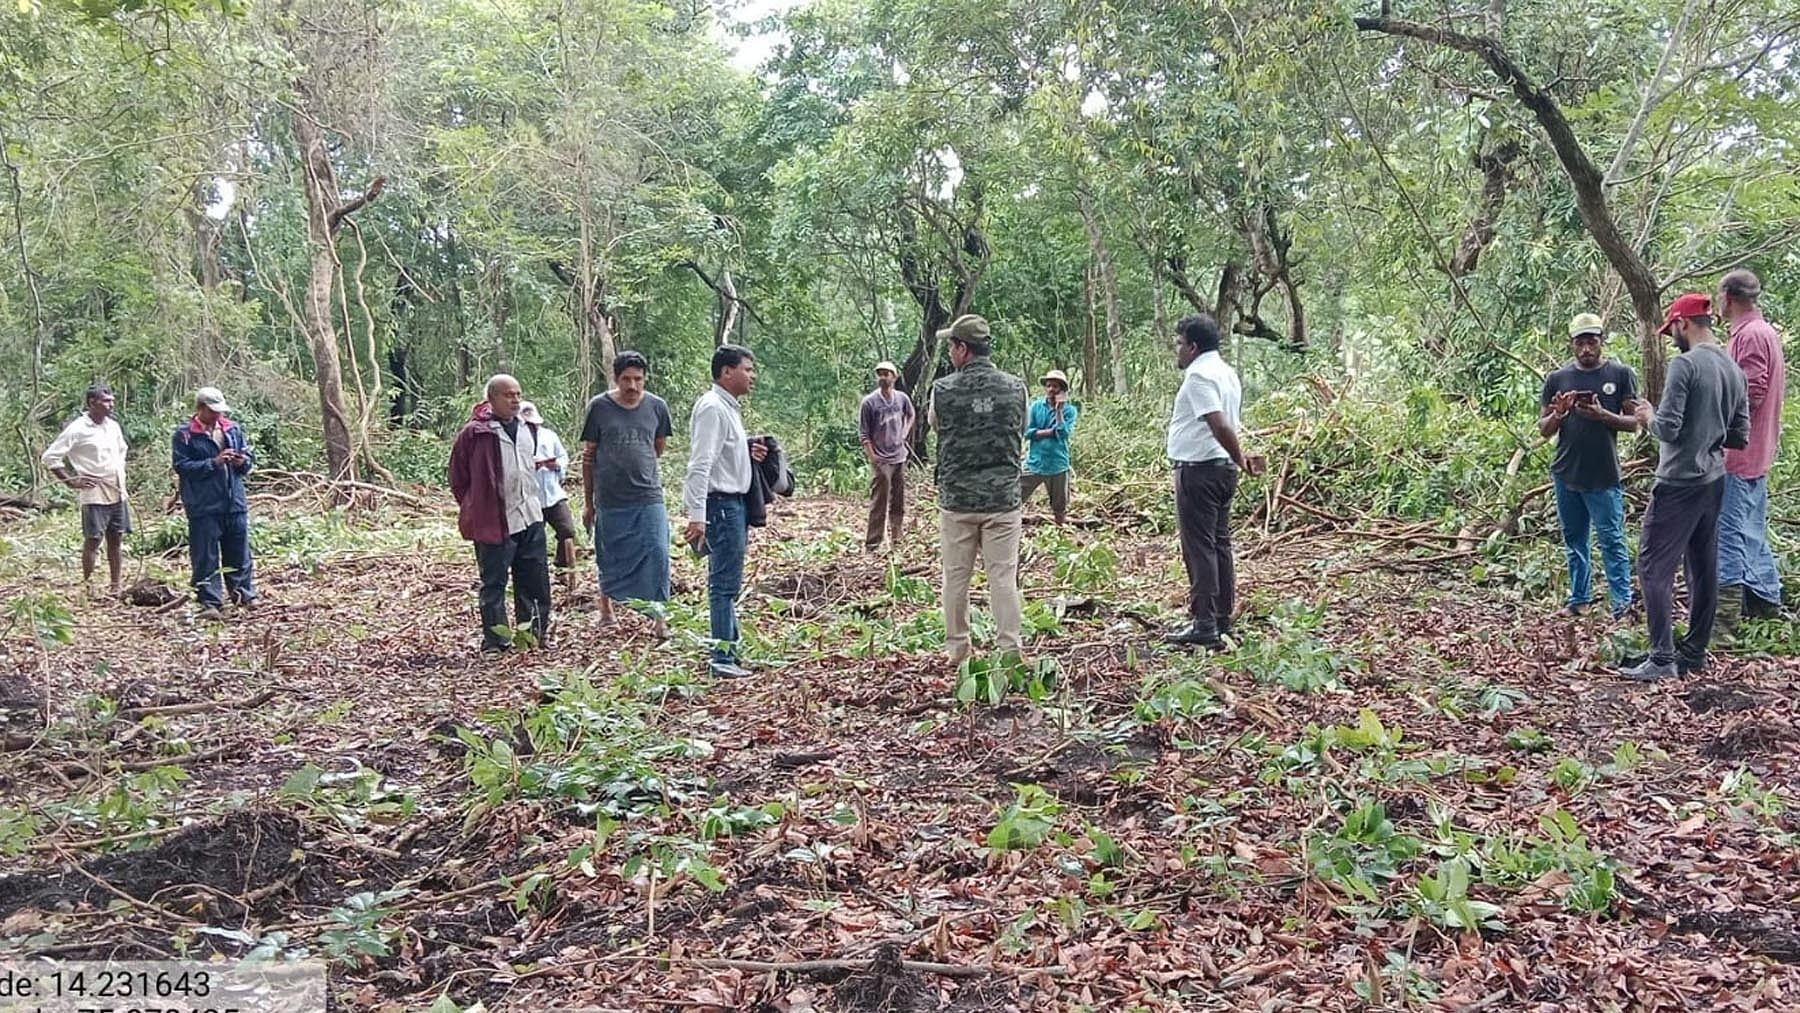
left=929, top=314, right=1030, bottom=664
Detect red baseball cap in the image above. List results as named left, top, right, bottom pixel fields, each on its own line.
left=1658, top=292, right=1712, bottom=335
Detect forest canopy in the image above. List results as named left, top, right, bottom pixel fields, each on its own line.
left=1, top=0, right=1796, bottom=488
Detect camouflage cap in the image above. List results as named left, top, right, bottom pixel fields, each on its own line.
left=935, top=314, right=991, bottom=344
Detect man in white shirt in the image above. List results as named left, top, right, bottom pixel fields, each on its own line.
left=683, top=344, right=769, bottom=678
left=519, top=401, right=579, bottom=597
left=42, top=384, right=132, bottom=597
left=1164, top=315, right=1264, bottom=649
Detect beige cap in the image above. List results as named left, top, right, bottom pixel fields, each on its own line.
left=195, top=386, right=232, bottom=413
left=874, top=361, right=898, bottom=375
left=1040, top=369, right=1069, bottom=388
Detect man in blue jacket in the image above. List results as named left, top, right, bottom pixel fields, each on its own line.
left=172, top=386, right=256, bottom=620
left=1020, top=369, right=1078, bottom=525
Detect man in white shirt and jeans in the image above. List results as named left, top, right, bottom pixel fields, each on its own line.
left=42, top=384, right=132, bottom=597
left=1164, top=315, right=1264, bottom=649
left=683, top=344, right=768, bottom=678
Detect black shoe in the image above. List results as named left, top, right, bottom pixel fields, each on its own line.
left=1744, top=591, right=1784, bottom=620
left=1163, top=623, right=1224, bottom=650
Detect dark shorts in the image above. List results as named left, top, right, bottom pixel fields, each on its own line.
left=544, top=500, right=579, bottom=541
left=81, top=502, right=133, bottom=540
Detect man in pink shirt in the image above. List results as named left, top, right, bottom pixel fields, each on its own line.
left=1717, top=268, right=1786, bottom=625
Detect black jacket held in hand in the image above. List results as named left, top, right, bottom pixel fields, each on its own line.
left=746, top=434, right=795, bottom=527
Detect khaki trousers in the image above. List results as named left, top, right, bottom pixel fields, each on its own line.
left=867, top=462, right=906, bottom=549
left=940, top=508, right=1023, bottom=659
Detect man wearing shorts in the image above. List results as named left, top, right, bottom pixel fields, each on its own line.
left=43, top=384, right=132, bottom=597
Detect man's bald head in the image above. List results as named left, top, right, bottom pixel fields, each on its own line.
left=486, top=374, right=523, bottom=421
left=1719, top=269, right=1762, bottom=324
left=1721, top=269, right=1761, bottom=303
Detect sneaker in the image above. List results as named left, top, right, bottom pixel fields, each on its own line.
left=1557, top=602, right=1591, bottom=617
left=1619, top=657, right=1679, bottom=682
left=1163, top=623, right=1225, bottom=650
left=709, top=661, right=753, bottom=679
left=196, top=605, right=225, bottom=622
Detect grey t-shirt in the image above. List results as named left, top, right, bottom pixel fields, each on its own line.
left=1648, top=343, right=1750, bottom=486
left=579, top=392, right=674, bottom=507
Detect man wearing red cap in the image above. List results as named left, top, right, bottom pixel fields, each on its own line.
left=1716, top=269, right=1785, bottom=628
left=1621, top=293, right=1749, bottom=681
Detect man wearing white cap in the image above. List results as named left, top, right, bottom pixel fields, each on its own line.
left=858, top=360, right=915, bottom=552
left=519, top=400, right=579, bottom=596
left=1020, top=369, right=1078, bottom=525
left=172, top=386, right=257, bottom=620
left=1538, top=313, right=1640, bottom=619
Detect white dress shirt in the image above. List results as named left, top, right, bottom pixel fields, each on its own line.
left=42, top=414, right=129, bottom=506
left=531, top=425, right=571, bottom=508
left=684, top=384, right=751, bottom=520
left=1166, top=350, right=1242, bottom=464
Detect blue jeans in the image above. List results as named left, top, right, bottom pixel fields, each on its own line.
left=189, top=511, right=256, bottom=608
left=705, top=493, right=748, bottom=664
left=1553, top=477, right=1632, bottom=614
left=1719, top=474, right=1781, bottom=603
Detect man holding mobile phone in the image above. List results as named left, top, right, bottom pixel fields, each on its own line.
left=1539, top=314, right=1640, bottom=619
left=172, top=386, right=258, bottom=621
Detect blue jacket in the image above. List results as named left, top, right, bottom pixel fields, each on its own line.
left=172, top=417, right=254, bottom=517
left=1023, top=397, right=1078, bottom=475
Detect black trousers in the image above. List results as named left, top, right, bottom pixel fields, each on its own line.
left=1640, top=479, right=1723, bottom=664
left=1175, top=461, right=1239, bottom=636
left=475, top=522, right=552, bottom=650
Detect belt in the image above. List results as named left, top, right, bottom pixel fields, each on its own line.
left=706, top=490, right=748, bottom=499
left=1174, top=459, right=1233, bottom=469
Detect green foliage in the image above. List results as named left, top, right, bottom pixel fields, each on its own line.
left=955, top=653, right=1057, bottom=707
left=1222, top=599, right=1360, bottom=693
left=455, top=671, right=709, bottom=815
left=988, top=784, right=1063, bottom=853
left=7, top=591, right=74, bottom=645
left=1309, top=799, right=1420, bottom=903
left=319, top=888, right=412, bottom=961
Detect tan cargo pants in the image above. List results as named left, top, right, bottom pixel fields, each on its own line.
left=940, top=507, right=1023, bottom=660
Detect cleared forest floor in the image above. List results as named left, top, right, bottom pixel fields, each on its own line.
left=1, top=492, right=1796, bottom=1012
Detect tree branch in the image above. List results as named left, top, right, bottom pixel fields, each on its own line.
left=679, top=260, right=768, bottom=326
left=327, top=174, right=385, bottom=233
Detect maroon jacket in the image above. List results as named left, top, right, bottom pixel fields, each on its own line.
left=449, top=401, right=534, bottom=545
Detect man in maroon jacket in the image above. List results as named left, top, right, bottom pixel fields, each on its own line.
left=450, top=374, right=552, bottom=653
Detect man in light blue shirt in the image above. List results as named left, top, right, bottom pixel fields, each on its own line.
left=1020, top=369, right=1078, bottom=525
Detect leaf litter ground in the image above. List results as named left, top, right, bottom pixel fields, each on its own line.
left=0, top=493, right=1796, bottom=1011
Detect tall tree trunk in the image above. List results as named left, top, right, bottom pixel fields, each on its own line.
left=1075, top=188, right=1126, bottom=394
left=291, top=94, right=382, bottom=482
left=1081, top=261, right=1100, bottom=394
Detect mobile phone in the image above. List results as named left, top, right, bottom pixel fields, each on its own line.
left=1576, top=391, right=1596, bottom=404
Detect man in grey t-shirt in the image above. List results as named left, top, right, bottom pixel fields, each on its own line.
left=1620, top=293, right=1750, bottom=682
left=858, top=361, right=915, bottom=552
left=580, top=351, right=675, bottom=633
